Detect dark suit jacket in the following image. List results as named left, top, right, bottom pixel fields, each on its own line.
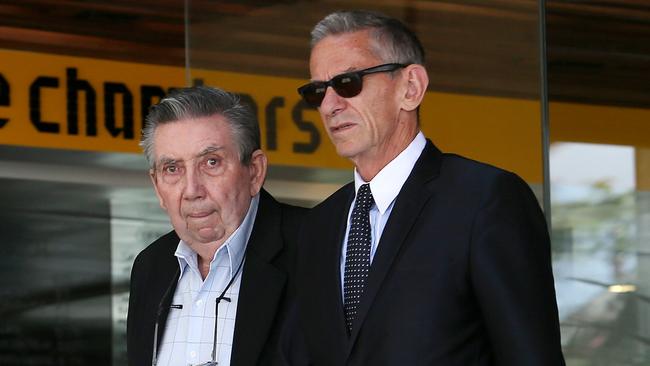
left=294, top=140, right=565, bottom=365
left=127, top=189, right=304, bottom=366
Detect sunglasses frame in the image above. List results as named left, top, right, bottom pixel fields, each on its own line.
left=297, top=63, right=410, bottom=107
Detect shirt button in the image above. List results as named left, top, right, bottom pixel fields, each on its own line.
left=196, top=299, right=203, bottom=306
left=190, top=350, right=196, bottom=358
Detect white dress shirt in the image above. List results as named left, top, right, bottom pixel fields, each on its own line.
left=340, top=132, right=426, bottom=295
left=156, top=194, right=259, bottom=366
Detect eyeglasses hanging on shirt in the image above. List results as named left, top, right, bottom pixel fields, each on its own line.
left=151, top=254, right=247, bottom=366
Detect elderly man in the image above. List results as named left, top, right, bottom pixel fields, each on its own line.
left=127, top=86, right=304, bottom=366
left=291, top=10, right=565, bottom=366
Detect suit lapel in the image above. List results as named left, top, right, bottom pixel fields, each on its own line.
left=347, top=141, right=443, bottom=349
left=326, top=185, right=355, bottom=340
left=302, top=183, right=355, bottom=360
left=150, top=232, right=182, bottom=360
left=230, top=190, right=286, bottom=366
left=156, top=267, right=180, bottom=347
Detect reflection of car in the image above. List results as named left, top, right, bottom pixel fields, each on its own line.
left=0, top=179, right=169, bottom=366
left=560, top=278, right=648, bottom=365
left=0, top=292, right=114, bottom=366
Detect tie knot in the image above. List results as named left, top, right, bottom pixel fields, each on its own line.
left=355, top=184, right=374, bottom=212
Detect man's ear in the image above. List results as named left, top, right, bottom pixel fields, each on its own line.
left=248, top=149, right=268, bottom=196
left=400, top=64, right=429, bottom=112
left=149, top=169, right=167, bottom=210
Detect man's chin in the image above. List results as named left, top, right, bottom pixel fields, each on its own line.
left=334, top=143, right=359, bottom=159
left=195, top=228, right=224, bottom=243
left=179, top=227, right=225, bottom=247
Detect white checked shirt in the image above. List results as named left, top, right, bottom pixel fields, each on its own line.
left=340, top=132, right=426, bottom=295
left=156, top=194, right=259, bottom=366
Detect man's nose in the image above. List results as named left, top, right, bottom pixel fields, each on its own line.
left=182, top=167, right=205, bottom=199
left=319, top=86, right=346, bottom=116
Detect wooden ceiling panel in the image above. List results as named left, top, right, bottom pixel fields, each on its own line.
left=0, top=0, right=647, bottom=107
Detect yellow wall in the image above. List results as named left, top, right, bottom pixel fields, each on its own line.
left=550, top=102, right=650, bottom=148
left=2, top=49, right=648, bottom=185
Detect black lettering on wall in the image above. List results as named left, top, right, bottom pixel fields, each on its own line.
left=291, top=101, right=320, bottom=153
left=29, top=76, right=60, bottom=133
left=140, top=85, right=166, bottom=128
left=66, top=68, right=97, bottom=136
left=0, top=73, right=9, bottom=128
left=192, top=78, right=204, bottom=86
left=264, top=97, right=284, bottom=151
left=104, top=83, right=134, bottom=139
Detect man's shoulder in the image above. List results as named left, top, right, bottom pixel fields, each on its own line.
left=311, top=182, right=354, bottom=214
left=277, top=200, right=309, bottom=217
left=440, top=152, right=510, bottom=178
left=436, top=151, right=535, bottom=201
left=414, top=140, right=532, bottom=198
left=133, top=230, right=178, bottom=267
left=258, top=188, right=308, bottom=224
left=421, top=139, right=514, bottom=182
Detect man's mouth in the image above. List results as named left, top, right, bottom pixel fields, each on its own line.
left=187, top=211, right=213, bottom=219
left=330, top=122, right=355, bottom=133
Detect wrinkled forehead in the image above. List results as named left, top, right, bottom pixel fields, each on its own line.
left=151, top=116, right=233, bottom=164
left=309, top=30, right=384, bottom=80
left=155, top=145, right=224, bottom=166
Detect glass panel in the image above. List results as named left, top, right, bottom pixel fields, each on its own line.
left=0, top=146, right=167, bottom=366
left=551, top=142, right=650, bottom=364
left=110, top=188, right=171, bottom=366
left=547, top=1, right=650, bottom=364
left=0, top=178, right=112, bottom=365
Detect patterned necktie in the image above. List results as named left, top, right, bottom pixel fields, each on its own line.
left=343, top=183, right=374, bottom=333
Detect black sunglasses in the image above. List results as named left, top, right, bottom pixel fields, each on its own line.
left=297, top=63, right=409, bottom=107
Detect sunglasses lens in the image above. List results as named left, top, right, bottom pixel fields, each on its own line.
left=299, top=83, right=326, bottom=107
left=297, top=72, right=363, bottom=107
left=332, top=73, right=362, bottom=98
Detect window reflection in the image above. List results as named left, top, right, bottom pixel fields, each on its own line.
left=551, top=142, right=650, bottom=364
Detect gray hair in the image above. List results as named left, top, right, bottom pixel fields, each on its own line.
left=311, top=10, right=425, bottom=65
left=140, top=86, right=260, bottom=168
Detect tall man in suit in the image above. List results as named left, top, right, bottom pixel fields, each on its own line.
left=127, top=86, right=304, bottom=366
left=292, top=10, right=565, bottom=365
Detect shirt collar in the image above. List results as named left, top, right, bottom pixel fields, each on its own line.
left=354, top=132, right=426, bottom=214
left=174, top=193, right=260, bottom=278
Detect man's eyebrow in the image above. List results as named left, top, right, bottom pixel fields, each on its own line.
left=156, top=156, right=178, bottom=166
left=154, top=146, right=224, bottom=167
left=312, top=67, right=358, bottom=82
left=197, top=146, right=224, bottom=157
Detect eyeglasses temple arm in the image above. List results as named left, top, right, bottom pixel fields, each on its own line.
left=210, top=295, right=232, bottom=363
